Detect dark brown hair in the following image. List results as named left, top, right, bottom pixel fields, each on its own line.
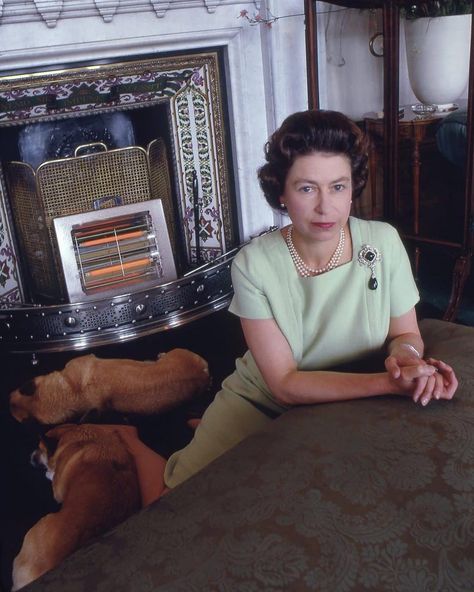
left=258, top=110, right=369, bottom=210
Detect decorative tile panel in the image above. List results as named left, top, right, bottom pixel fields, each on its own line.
left=173, top=80, right=225, bottom=263
left=0, top=172, right=21, bottom=304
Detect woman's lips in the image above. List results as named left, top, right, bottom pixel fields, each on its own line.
left=312, top=222, right=335, bottom=229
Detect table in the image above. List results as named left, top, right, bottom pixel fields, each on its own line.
left=18, top=319, right=474, bottom=592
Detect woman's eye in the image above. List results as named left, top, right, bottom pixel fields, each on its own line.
left=333, top=184, right=345, bottom=192
left=299, top=185, right=313, bottom=193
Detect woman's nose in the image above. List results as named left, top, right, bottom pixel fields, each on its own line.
left=314, top=190, right=330, bottom=212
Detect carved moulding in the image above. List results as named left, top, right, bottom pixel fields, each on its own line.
left=204, top=0, right=223, bottom=13
left=2, top=0, right=258, bottom=26
left=150, top=0, right=171, bottom=18
left=33, top=0, right=63, bottom=27
left=94, top=0, right=120, bottom=22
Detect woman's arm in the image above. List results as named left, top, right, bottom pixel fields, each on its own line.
left=240, top=316, right=436, bottom=407
left=385, top=308, right=458, bottom=405
left=386, top=308, right=425, bottom=363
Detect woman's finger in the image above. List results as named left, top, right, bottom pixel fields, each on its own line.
left=420, top=374, right=436, bottom=406
left=425, top=358, right=455, bottom=378
left=412, top=376, right=428, bottom=403
left=442, top=371, right=458, bottom=400
left=385, top=355, right=401, bottom=379
left=432, top=370, right=445, bottom=400
left=401, top=364, right=436, bottom=381
left=425, top=358, right=458, bottom=400
left=425, top=358, right=452, bottom=372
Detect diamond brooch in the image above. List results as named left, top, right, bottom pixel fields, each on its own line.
left=358, top=244, right=382, bottom=290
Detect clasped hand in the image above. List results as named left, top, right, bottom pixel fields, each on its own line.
left=385, top=352, right=458, bottom=406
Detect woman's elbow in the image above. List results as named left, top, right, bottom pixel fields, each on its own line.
left=269, top=373, right=299, bottom=406
left=271, top=389, right=292, bottom=406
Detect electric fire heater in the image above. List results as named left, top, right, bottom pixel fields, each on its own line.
left=53, top=200, right=176, bottom=303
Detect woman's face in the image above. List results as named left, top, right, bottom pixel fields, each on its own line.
left=280, top=151, right=353, bottom=244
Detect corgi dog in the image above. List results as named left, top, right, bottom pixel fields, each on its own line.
left=10, top=348, right=210, bottom=425
left=12, top=424, right=141, bottom=591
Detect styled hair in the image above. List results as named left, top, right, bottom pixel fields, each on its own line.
left=258, top=110, right=369, bottom=210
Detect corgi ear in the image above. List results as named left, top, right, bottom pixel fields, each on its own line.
left=41, top=433, right=59, bottom=457
left=18, top=378, right=36, bottom=397
left=44, top=424, right=75, bottom=444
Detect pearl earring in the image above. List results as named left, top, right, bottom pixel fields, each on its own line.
left=280, top=203, right=286, bottom=209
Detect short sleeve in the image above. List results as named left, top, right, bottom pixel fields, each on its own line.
left=228, top=243, right=274, bottom=320
left=389, top=227, right=420, bottom=318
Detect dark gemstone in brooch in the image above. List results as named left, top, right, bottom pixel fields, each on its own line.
left=369, top=277, right=378, bottom=290
left=358, top=244, right=381, bottom=291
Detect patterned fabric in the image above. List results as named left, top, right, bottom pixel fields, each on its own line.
left=25, top=319, right=474, bottom=592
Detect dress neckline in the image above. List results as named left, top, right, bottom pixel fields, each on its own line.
left=278, top=216, right=358, bottom=279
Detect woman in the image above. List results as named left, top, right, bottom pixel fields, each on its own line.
left=164, top=109, right=458, bottom=489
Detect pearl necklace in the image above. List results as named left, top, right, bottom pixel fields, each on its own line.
left=286, top=225, right=345, bottom=278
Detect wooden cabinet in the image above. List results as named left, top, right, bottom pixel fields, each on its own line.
left=304, top=0, right=474, bottom=321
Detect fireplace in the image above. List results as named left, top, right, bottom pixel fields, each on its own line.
left=0, top=0, right=307, bottom=352
left=1, top=50, right=238, bottom=298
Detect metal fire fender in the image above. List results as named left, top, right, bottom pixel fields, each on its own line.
left=0, top=247, right=240, bottom=354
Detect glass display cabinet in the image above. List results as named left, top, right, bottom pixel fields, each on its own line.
left=304, top=0, right=474, bottom=322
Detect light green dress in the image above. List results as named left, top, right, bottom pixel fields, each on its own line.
left=164, top=217, right=419, bottom=488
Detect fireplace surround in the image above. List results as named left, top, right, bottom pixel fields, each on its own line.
left=1, top=50, right=237, bottom=299
left=0, top=0, right=307, bottom=352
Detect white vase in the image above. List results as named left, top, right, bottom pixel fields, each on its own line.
left=404, top=14, right=472, bottom=109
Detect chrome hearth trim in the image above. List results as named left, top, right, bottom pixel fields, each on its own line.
left=0, top=247, right=238, bottom=354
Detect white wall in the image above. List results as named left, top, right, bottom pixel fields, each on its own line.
left=316, top=4, right=469, bottom=119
